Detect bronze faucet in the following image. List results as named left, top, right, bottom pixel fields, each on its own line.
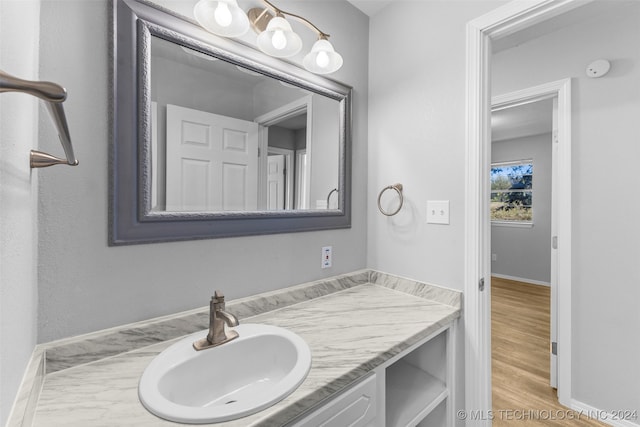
left=193, top=290, right=239, bottom=351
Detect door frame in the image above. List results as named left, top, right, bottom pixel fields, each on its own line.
left=492, top=79, right=571, bottom=390
left=255, top=96, right=313, bottom=210
left=465, top=0, right=587, bottom=420
left=295, top=149, right=309, bottom=209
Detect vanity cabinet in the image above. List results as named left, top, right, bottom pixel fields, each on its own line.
left=291, top=323, right=456, bottom=427
left=290, top=374, right=377, bottom=427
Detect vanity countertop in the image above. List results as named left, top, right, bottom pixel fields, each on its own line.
left=24, top=271, right=461, bottom=427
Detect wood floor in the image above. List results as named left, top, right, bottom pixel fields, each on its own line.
left=491, top=276, right=606, bottom=426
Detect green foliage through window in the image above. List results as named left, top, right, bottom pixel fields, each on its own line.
left=491, top=161, right=533, bottom=222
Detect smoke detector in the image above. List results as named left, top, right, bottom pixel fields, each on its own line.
left=586, top=59, right=610, bottom=78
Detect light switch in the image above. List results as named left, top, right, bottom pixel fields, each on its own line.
left=427, top=200, right=450, bottom=225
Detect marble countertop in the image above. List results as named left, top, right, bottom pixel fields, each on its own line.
left=20, top=271, right=461, bottom=427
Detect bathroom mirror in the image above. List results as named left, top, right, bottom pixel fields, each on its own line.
left=111, top=0, right=351, bottom=245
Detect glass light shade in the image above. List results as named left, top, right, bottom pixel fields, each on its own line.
left=256, top=16, right=302, bottom=58
left=303, top=39, right=343, bottom=74
left=194, top=0, right=250, bottom=38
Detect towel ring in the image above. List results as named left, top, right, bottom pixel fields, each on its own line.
left=377, top=183, right=404, bottom=216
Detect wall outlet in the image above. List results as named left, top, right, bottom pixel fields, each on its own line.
left=322, top=246, right=332, bottom=269
left=492, top=253, right=497, bottom=262
left=426, top=200, right=450, bottom=224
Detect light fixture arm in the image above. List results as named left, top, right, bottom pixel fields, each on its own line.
left=260, top=0, right=330, bottom=39
left=242, top=0, right=343, bottom=73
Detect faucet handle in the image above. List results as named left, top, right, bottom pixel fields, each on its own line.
left=213, top=290, right=225, bottom=305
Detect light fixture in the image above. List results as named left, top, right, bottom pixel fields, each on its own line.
left=303, top=36, right=343, bottom=75
left=193, top=0, right=250, bottom=38
left=256, top=13, right=302, bottom=58
left=193, top=0, right=343, bottom=74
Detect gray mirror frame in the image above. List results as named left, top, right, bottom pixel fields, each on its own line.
left=110, top=0, right=352, bottom=245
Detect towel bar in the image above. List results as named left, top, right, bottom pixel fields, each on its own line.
left=0, top=69, right=79, bottom=168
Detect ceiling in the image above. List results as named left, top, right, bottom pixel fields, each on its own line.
left=346, top=0, right=635, bottom=41
left=492, top=0, right=635, bottom=52
left=346, top=0, right=392, bottom=17
left=491, top=98, right=553, bottom=142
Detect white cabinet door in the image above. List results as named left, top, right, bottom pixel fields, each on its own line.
left=291, top=374, right=377, bottom=427
left=166, top=104, right=258, bottom=211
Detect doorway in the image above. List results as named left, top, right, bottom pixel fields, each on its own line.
left=491, top=90, right=559, bottom=382
left=464, top=1, right=578, bottom=417
left=255, top=96, right=312, bottom=210
left=490, top=94, right=559, bottom=415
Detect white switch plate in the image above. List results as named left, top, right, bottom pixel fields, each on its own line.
left=322, top=246, right=332, bottom=269
left=426, top=200, right=450, bottom=224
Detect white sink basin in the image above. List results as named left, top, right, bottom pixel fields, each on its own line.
left=138, top=323, right=312, bottom=424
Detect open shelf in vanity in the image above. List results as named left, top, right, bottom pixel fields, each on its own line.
left=290, top=322, right=456, bottom=427
left=384, top=328, right=451, bottom=427
left=291, top=322, right=455, bottom=427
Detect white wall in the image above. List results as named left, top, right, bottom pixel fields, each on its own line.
left=0, top=1, right=40, bottom=424
left=367, top=1, right=508, bottom=424
left=36, top=0, right=368, bottom=343
left=491, top=133, right=552, bottom=284
left=492, top=2, right=640, bottom=415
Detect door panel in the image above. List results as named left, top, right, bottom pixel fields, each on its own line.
left=222, top=163, right=249, bottom=211
left=180, top=158, right=210, bottom=211
left=267, top=154, right=285, bottom=210
left=166, top=104, right=258, bottom=211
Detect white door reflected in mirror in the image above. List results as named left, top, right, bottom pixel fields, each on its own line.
left=165, top=105, right=259, bottom=212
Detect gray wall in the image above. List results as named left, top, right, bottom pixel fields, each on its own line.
left=492, top=2, right=640, bottom=415
left=491, top=133, right=552, bottom=284
left=0, top=1, right=40, bottom=424
left=309, top=94, right=339, bottom=208
left=37, top=0, right=368, bottom=343
left=295, top=128, right=306, bottom=150
left=268, top=126, right=296, bottom=150
left=368, top=0, right=507, bottom=286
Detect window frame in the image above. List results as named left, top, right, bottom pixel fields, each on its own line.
left=490, top=159, right=534, bottom=227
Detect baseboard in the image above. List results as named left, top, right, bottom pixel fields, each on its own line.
left=570, top=398, right=640, bottom=427
left=491, top=273, right=550, bottom=287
